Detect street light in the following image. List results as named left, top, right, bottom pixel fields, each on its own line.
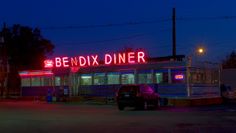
left=186, top=46, right=206, bottom=97
left=196, top=47, right=206, bottom=55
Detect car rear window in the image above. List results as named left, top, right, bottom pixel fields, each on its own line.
left=119, top=86, right=139, bottom=94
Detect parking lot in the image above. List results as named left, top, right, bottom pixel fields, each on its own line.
left=0, top=101, right=236, bottom=133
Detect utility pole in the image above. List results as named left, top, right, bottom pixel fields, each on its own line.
left=1, top=22, right=9, bottom=98
left=172, top=8, right=177, bottom=59
left=0, top=25, right=3, bottom=97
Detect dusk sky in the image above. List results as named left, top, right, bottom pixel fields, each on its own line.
left=0, top=0, right=236, bottom=62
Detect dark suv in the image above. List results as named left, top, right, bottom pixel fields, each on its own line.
left=116, top=84, right=160, bottom=110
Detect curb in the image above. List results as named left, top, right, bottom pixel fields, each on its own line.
left=167, top=97, right=223, bottom=106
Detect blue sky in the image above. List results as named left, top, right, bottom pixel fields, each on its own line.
left=0, top=0, right=236, bottom=62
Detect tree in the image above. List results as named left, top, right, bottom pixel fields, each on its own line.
left=0, top=24, right=54, bottom=97
left=222, top=51, right=236, bottom=69
left=2, top=24, right=54, bottom=70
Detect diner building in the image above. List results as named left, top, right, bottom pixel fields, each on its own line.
left=19, top=51, right=221, bottom=105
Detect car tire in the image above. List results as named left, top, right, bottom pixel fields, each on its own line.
left=143, top=101, right=148, bottom=110
left=156, top=99, right=161, bottom=109
left=152, top=98, right=160, bottom=109
left=118, top=104, right=124, bottom=111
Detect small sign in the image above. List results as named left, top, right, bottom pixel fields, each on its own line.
left=175, top=74, right=184, bottom=80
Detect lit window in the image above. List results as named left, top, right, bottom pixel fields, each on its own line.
left=21, top=78, right=30, bottom=87
left=138, top=73, right=152, bottom=84
left=107, top=72, right=120, bottom=84
left=121, top=73, right=134, bottom=84
left=155, top=73, right=162, bottom=83
left=55, top=77, right=61, bottom=86
left=80, top=74, right=92, bottom=85
left=94, top=73, right=105, bottom=85
left=31, top=77, right=41, bottom=86
left=41, top=77, right=52, bottom=86
left=155, top=72, right=168, bottom=84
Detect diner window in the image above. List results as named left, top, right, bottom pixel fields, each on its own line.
left=138, top=73, right=152, bottom=84
left=21, top=78, right=30, bottom=87
left=94, top=73, right=105, bottom=85
left=31, top=77, right=41, bottom=86
left=155, top=72, right=168, bottom=84
left=41, top=77, right=52, bottom=86
left=80, top=74, right=92, bottom=85
left=55, top=76, right=61, bottom=86
left=190, top=72, right=205, bottom=84
left=107, top=72, right=120, bottom=84
left=121, top=73, right=134, bottom=84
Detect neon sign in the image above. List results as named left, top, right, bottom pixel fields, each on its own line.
left=44, top=51, right=146, bottom=68
left=19, top=70, right=53, bottom=77
left=175, top=74, right=184, bottom=80
left=44, top=60, right=54, bottom=68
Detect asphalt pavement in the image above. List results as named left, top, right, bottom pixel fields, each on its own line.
left=0, top=100, right=236, bottom=133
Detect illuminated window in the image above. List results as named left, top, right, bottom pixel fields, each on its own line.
left=55, top=77, right=61, bottom=86
left=94, top=73, right=105, bottom=85
left=80, top=74, right=92, bottom=85
left=121, top=73, right=134, bottom=84
left=155, top=73, right=162, bottom=83
left=107, top=72, right=120, bottom=84
left=41, top=77, right=52, bottom=86
left=155, top=72, right=168, bottom=84
left=21, top=78, right=30, bottom=87
left=31, top=77, right=41, bottom=86
left=138, top=72, right=152, bottom=84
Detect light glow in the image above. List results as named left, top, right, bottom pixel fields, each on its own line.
left=118, top=53, right=126, bottom=64
left=55, top=57, right=62, bottom=67
left=71, top=67, right=80, bottom=73
left=105, top=54, right=112, bottom=65
left=44, top=50, right=147, bottom=69
left=91, top=55, right=99, bottom=65
left=19, top=70, right=53, bottom=77
left=44, top=60, right=53, bottom=68
left=71, top=57, right=78, bottom=66
left=62, top=57, right=69, bottom=67
left=128, top=52, right=135, bottom=63
left=175, top=74, right=184, bottom=80
left=137, top=51, right=145, bottom=63
left=79, top=56, right=86, bottom=66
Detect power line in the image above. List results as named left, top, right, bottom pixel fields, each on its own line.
left=42, top=18, right=171, bottom=30
left=177, top=16, right=236, bottom=21
left=57, top=29, right=171, bottom=46
left=40, top=15, right=236, bottom=31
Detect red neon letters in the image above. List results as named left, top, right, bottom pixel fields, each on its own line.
left=105, top=51, right=145, bottom=65
left=44, top=51, right=146, bottom=68
left=44, top=60, right=53, bottom=68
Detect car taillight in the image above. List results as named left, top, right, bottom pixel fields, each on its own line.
left=136, top=92, right=141, bottom=97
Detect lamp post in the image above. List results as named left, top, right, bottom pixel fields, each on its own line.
left=186, top=46, right=206, bottom=97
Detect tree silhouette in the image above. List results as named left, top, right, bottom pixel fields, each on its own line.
left=2, top=24, right=54, bottom=70
left=0, top=24, right=54, bottom=96
left=222, top=51, right=236, bottom=69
